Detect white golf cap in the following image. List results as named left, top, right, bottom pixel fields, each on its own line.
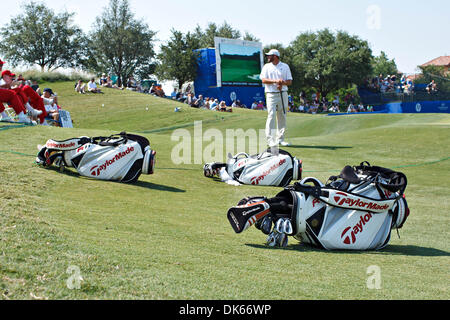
left=265, top=49, right=280, bottom=57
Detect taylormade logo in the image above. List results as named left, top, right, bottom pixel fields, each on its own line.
left=250, top=159, right=286, bottom=185
left=241, top=207, right=261, bottom=217
left=90, top=146, right=134, bottom=176
left=341, top=213, right=373, bottom=245
left=47, top=142, right=75, bottom=149
left=333, top=192, right=389, bottom=211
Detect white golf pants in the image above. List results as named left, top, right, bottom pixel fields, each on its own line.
left=265, top=91, right=288, bottom=147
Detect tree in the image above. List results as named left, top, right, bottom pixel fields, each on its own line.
left=155, top=29, right=201, bottom=89
left=0, top=1, right=83, bottom=71
left=193, top=22, right=258, bottom=48
left=372, top=51, right=398, bottom=77
left=263, top=43, right=288, bottom=58
left=287, top=29, right=373, bottom=98
left=87, top=0, right=156, bottom=86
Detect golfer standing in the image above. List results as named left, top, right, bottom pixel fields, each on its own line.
left=260, top=49, right=293, bottom=147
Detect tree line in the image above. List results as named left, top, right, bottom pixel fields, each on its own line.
left=1, top=0, right=405, bottom=98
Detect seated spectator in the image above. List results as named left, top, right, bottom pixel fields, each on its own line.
left=231, top=100, right=243, bottom=108
left=88, top=78, right=102, bottom=93
left=101, top=76, right=112, bottom=88
left=0, top=74, right=32, bottom=123
left=150, top=84, right=165, bottom=97
left=176, top=91, right=186, bottom=103
left=127, top=76, right=137, bottom=91
left=357, top=103, right=365, bottom=112
left=256, top=101, right=265, bottom=110
left=102, top=76, right=122, bottom=90
left=99, top=73, right=108, bottom=86
left=321, top=96, right=329, bottom=108
left=332, top=95, right=340, bottom=107
left=426, top=80, right=437, bottom=94
left=218, top=100, right=232, bottom=112
left=309, top=102, right=319, bottom=114
left=328, top=104, right=339, bottom=113
left=210, top=99, right=219, bottom=110
left=251, top=100, right=258, bottom=110
left=298, top=104, right=305, bottom=113
left=75, top=79, right=86, bottom=94
left=403, top=79, right=414, bottom=94
left=170, top=88, right=177, bottom=99
left=400, top=74, right=406, bottom=85
left=366, top=105, right=374, bottom=112
left=193, top=95, right=205, bottom=108
left=31, top=80, right=41, bottom=95
left=1, top=70, right=45, bottom=123
left=347, top=103, right=356, bottom=113
left=204, top=97, right=211, bottom=109
left=185, top=93, right=196, bottom=106
left=41, top=88, right=60, bottom=123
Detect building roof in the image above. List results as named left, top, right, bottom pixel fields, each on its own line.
left=420, top=56, right=450, bottom=67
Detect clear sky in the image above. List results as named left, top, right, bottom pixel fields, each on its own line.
left=4, top=0, right=450, bottom=74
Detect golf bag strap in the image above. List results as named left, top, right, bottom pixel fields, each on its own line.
left=91, top=132, right=129, bottom=147
left=292, top=183, right=398, bottom=213
left=355, top=162, right=407, bottom=194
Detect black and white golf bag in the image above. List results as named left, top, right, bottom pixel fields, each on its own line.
left=36, top=132, right=156, bottom=183
left=204, top=149, right=302, bottom=187
left=227, top=162, right=409, bottom=250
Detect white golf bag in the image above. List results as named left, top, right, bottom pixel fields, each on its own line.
left=227, top=162, right=409, bottom=250
left=36, top=132, right=156, bottom=183
left=204, top=149, right=302, bottom=187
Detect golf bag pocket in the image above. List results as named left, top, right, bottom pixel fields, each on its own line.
left=36, top=132, right=155, bottom=183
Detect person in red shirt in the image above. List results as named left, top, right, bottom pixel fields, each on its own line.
left=0, top=62, right=31, bottom=122
left=2, top=70, right=46, bottom=124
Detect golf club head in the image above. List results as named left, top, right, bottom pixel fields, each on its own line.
left=260, top=215, right=273, bottom=235
left=275, top=218, right=284, bottom=233
left=283, top=219, right=293, bottom=235
left=266, top=232, right=277, bottom=247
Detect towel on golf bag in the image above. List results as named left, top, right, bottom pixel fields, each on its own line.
left=203, top=148, right=302, bottom=187
left=36, top=132, right=156, bottom=183
left=227, top=162, right=409, bottom=250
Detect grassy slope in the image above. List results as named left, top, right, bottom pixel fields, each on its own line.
left=0, top=82, right=449, bottom=299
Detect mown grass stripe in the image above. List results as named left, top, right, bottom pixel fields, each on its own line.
left=137, top=116, right=239, bottom=134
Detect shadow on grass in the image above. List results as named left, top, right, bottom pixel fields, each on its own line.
left=44, top=166, right=185, bottom=193
left=246, top=243, right=450, bottom=257
left=158, top=167, right=198, bottom=171
left=288, top=145, right=353, bottom=151
left=132, top=180, right=185, bottom=193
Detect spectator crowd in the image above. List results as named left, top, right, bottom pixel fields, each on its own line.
left=1, top=57, right=380, bottom=126
left=0, top=58, right=63, bottom=125
left=364, top=73, right=416, bottom=95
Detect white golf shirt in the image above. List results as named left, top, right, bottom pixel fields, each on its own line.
left=260, top=61, right=293, bottom=93
left=88, top=81, right=98, bottom=90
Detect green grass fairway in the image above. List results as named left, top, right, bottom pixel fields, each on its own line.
left=1, top=82, right=449, bottom=299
